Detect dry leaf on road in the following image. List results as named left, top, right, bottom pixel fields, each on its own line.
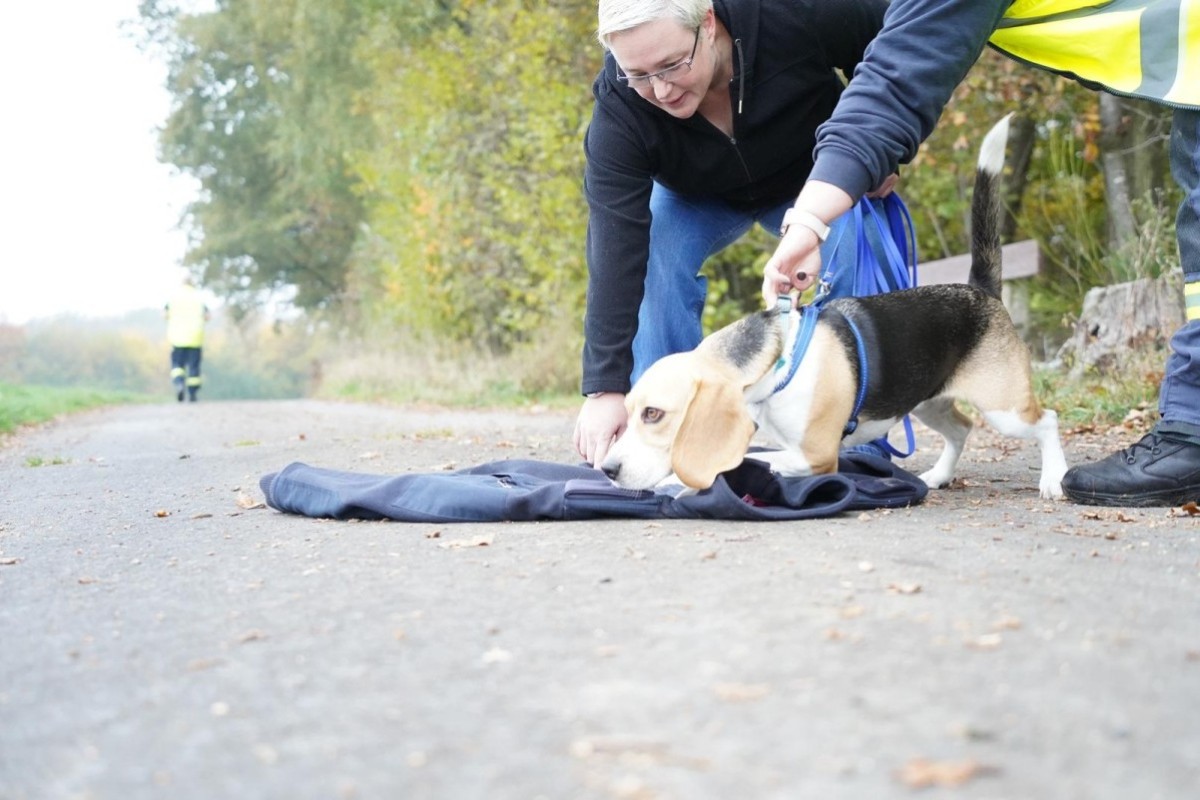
left=235, top=493, right=266, bottom=510
left=898, top=758, right=992, bottom=788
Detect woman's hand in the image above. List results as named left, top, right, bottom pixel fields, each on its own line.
left=761, top=180, right=860, bottom=305
left=573, top=392, right=628, bottom=467
left=762, top=225, right=822, bottom=306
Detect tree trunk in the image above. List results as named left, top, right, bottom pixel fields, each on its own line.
left=1099, top=93, right=1137, bottom=250
left=1058, top=272, right=1185, bottom=378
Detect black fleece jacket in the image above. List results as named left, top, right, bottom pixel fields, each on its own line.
left=581, top=0, right=888, bottom=395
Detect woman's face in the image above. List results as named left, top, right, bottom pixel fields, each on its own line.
left=607, top=14, right=712, bottom=119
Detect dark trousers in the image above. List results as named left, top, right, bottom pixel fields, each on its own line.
left=170, top=347, right=203, bottom=401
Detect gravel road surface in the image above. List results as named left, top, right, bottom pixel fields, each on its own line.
left=1, top=399, right=1197, bottom=799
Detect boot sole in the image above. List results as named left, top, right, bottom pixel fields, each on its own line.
left=1063, top=485, right=1200, bottom=508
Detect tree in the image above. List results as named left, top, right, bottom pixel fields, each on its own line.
left=145, top=0, right=378, bottom=315
left=346, top=0, right=595, bottom=350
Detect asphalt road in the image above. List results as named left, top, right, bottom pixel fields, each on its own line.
left=1, top=399, right=1197, bottom=800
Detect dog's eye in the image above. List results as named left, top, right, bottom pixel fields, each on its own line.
left=642, top=407, right=665, bottom=424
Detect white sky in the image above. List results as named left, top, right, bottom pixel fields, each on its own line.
left=0, top=1, right=205, bottom=325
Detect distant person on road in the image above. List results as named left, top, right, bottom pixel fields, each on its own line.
left=165, top=276, right=210, bottom=403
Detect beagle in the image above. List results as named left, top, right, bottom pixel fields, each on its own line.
left=600, top=116, right=1068, bottom=499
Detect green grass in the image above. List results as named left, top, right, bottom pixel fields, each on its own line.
left=0, top=382, right=156, bottom=436
left=1034, top=363, right=1161, bottom=429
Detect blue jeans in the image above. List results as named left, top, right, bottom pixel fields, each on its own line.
left=1162, top=107, right=1200, bottom=428
left=631, top=183, right=897, bottom=382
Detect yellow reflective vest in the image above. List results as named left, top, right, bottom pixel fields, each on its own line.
left=166, top=285, right=208, bottom=348
left=989, top=0, right=1199, bottom=108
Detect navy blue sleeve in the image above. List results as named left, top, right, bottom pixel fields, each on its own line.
left=810, top=0, right=1013, bottom=200
left=581, top=83, right=654, bottom=396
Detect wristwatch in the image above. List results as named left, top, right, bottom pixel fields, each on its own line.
left=780, top=208, right=830, bottom=242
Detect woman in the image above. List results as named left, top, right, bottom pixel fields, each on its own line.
left=574, top=0, right=894, bottom=467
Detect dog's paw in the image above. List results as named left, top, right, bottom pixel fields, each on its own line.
left=1039, top=479, right=1065, bottom=500
left=918, top=468, right=953, bottom=489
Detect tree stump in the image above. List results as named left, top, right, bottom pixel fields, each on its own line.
left=1058, top=271, right=1185, bottom=379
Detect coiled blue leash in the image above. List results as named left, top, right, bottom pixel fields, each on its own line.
left=772, top=195, right=918, bottom=457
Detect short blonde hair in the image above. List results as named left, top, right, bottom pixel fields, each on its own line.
left=597, top=0, right=712, bottom=49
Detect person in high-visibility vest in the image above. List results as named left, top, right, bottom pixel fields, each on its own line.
left=165, top=277, right=211, bottom=402
left=763, top=0, right=1200, bottom=508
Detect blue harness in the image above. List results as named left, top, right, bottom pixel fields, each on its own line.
left=772, top=196, right=918, bottom=458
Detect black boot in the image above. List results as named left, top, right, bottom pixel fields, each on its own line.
left=1062, top=427, right=1200, bottom=507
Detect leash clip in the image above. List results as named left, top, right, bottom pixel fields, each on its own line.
left=811, top=276, right=833, bottom=306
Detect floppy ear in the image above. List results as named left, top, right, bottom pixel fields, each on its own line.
left=670, top=376, right=756, bottom=490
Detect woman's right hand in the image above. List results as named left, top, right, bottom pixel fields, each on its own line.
left=573, top=392, right=628, bottom=468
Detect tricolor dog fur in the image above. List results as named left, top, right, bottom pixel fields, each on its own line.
left=601, top=115, right=1068, bottom=499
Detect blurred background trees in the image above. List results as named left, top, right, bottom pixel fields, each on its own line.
left=8, top=0, right=1179, bottom=403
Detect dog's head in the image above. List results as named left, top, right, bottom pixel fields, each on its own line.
left=600, top=351, right=756, bottom=490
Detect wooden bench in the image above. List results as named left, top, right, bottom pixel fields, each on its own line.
left=917, top=239, right=1041, bottom=328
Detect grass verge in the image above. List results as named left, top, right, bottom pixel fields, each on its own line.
left=1034, top=351, right=1163, bottom=430
left=0, top=383, right=156, bottom=436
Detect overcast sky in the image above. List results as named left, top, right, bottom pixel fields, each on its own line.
left=0, top=1, right=206, bottom=325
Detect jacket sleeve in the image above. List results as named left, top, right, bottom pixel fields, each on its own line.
left=810, top=0, right=1013, bottom=200
left=580, top=85, right=654, bottom=395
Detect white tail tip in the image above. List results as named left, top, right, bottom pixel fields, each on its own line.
left=977, top=113, right=1013, bottom=176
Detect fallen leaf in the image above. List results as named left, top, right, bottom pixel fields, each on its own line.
left=154, top=509, right=170, bottom=518
left=482, top=647, right=512, bottom=664
left=439, top=534, right=494, bottom=550
left=898, top=758, right=990, bottom=788
left=0, top=557, right=20, bottom=566
left=888, top=582, right=923, bottom=595
left=235, top=493, right=265, bottom=510
left=992, top=615, right=1022, bottom=631
left=712, top=683, right=770, bottom=702
left=966, top=633, right=1004, bottom=650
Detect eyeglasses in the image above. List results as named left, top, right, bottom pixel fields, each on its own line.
left=617, top=27, right=700, bottom=90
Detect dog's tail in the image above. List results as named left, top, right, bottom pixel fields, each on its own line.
left=969, top=113, right=1012, bottom=300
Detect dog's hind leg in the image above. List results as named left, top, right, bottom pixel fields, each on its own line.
left=912, top=397, right=973, bottom=489
left=981, top=406, right=1068, bottom=500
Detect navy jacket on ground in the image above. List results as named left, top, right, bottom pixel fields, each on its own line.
left=259, top=452, right=926, bottom=523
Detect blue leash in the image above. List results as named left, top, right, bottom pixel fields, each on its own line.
left=773, top=195, right=918, bottom=457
